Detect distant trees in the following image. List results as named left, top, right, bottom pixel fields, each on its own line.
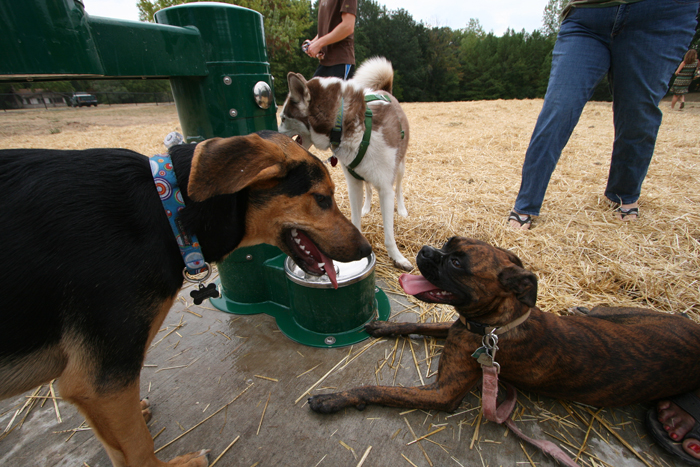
left=18, top=0, right=700, bottom=104
left=130, top=0, right=616, bottom=103
left=541, top=0, right=566, bottom=37
left=350, top=0, right=559, bottom=102
left=351, top=1, right=557, bottom=102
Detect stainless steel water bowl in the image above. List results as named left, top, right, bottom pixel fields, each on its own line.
left=284, top=253, right=376, bottom=289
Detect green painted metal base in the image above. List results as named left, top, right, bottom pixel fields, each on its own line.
left=210, top=278, right=390, bottom=348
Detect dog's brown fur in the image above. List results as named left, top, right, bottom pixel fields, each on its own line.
left=1, top=131, right=370, bottom=466
left=309, top=237, right=700, bottom=414
left=278, top=57, right=413, bottom=271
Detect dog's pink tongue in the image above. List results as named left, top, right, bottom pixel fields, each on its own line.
left=399, top=273, right=438, bottom=295
left=320, top=250, right=338, bottom=289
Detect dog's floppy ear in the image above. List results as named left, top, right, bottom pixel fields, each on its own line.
left=287, top=72, right=310, bottom=104
left=188, top=134, right=287, bottom=201
left=498, top=266, right=538, bottom=308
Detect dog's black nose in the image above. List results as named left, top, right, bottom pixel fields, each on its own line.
left=418, top=245, right=440, bottom=262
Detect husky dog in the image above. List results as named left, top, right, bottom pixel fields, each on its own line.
left=279, top=57, right=413, bottom=271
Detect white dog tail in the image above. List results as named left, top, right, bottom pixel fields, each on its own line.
left=353, top=56, right=394, bottom=94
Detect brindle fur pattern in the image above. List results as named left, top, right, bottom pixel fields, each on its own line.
left=309, top=237, right=700, bottom=414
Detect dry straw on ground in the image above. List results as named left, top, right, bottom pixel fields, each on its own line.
left=1, top=98, right=697, bottom=466
left=1, top=99, right=699, bottom=323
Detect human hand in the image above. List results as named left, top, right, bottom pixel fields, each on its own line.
left=306, top=40, right=324, bottom=60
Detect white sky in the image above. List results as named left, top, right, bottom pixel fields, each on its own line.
left=83, top=0, right=550, bottom=36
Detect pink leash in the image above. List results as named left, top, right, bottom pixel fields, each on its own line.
left=481, top=363, right=579, bottom=466
left=468, top=310, right=579, bottom=467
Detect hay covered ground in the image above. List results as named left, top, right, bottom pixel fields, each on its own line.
left=2, top=98, right=698, bottom=319
left=0, top=98, right=699, bottom=467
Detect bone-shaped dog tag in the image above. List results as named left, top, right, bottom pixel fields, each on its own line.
left=190, top=283, right=220, bottom=305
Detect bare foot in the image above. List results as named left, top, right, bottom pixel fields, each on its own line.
left=657, top=395, right=700, bottom=460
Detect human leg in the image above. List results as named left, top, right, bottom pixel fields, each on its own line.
left=512, top=8, right=615, bottom=219
left=605, top=0, right=699, bottom=207
left=672, top=94, right=680, bottom=109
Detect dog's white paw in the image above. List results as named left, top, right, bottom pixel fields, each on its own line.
left=397, top=206, right=408, bottom=217
left=361, top=204, right=372, bottom=216
left=392, top=256, right=414, bottom=272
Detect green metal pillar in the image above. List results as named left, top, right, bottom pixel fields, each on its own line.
left=155, top=3, right=284, bottom=306
left=154, top=3, right=278, bottom=142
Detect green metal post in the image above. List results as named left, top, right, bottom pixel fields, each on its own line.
left=154, top=3, right=283, bottom=305
left=154, top=3, right=278, bottom=142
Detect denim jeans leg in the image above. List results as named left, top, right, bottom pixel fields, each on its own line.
left=514, top=10, right=612, bottom=216
left=605, top=0, right=700, bottom=205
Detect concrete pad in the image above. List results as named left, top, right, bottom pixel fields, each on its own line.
left=0, top=277, right=681, bottom=467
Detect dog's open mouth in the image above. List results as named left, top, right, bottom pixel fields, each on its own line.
left=287, top=228, right=338, bottom=289
left=399, top=274, right=457, bottom=303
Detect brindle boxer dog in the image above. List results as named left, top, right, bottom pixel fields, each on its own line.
left=308, top=236, right=700, bottom=414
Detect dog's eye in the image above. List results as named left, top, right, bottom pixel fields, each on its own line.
left=451, top=258, right=461, bottom=268
left=314, top=194, right=331, bottom=209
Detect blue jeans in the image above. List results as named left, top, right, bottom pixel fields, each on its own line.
left=513, top=0, right=699, bottom=216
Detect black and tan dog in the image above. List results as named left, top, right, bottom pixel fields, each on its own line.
left=0, top=131, right=370, bottom=467
left=309, top=236, right=700, bottom=414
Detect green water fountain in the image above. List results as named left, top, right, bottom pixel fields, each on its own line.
left=0, top=0, right=389, bottom=347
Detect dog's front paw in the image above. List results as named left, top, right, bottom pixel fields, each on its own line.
left=365, top=321, right=395, bottom=337
left=392, top=257, right=414, bottom=272
left=361, top=206, right=372, bottom=216
left=167, top=449, right=210, bottom=466
left=309, top=393, right=362, bottom=414
left=140, top=397, right=152, bottom=423
left=566, top=306, right=590, bottom=315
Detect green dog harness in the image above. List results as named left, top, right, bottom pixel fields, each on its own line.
left=332, top=93, right=405, bottom=181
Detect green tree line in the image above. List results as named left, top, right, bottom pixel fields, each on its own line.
left=140, top=0, right=697, bottom=103
left=137, top=0, right=563, bottom=102
left=4, top=0, right=698, bottom=104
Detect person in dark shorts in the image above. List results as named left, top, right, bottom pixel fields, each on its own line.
left=304, top=0, right=356, bottom=79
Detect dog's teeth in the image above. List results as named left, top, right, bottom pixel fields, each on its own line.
left=318, top=262, right=325, bottom=268
left=295, top=238, right=301, bottom=244
left=291, top=229, right=298, bottom=237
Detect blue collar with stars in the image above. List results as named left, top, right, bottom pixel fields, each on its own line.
left=150, top=153, right=207, bottom=277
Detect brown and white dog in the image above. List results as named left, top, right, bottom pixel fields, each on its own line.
left=0, top=131, right=370, bottom=467
left=279, top=57, right=413, bottom=271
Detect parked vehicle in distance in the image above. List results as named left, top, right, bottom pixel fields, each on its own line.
left=70, top=93, right=98, bottom=107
